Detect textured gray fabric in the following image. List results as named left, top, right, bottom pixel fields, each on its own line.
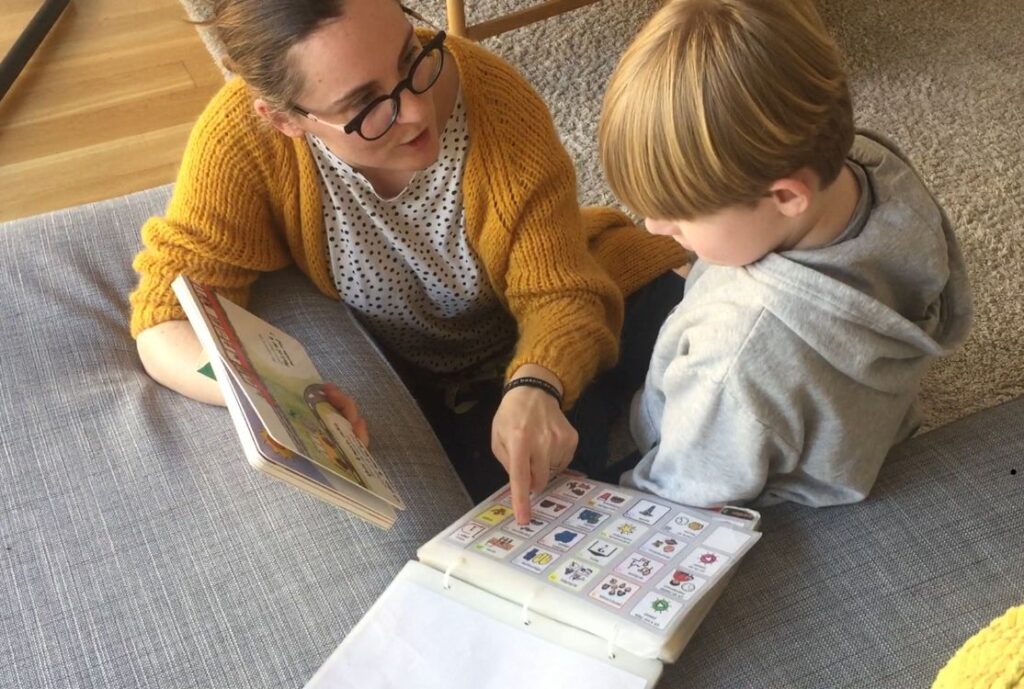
left=0, top=187, right=471, bottom=689
left=667, top=396, right=1024, bottom=689
left=0, top=186, right=1022, bottom=687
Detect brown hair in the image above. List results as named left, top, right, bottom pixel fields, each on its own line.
left=202, top=0, right=349, bottom=110
left=599, top=0, right=853, bottom=220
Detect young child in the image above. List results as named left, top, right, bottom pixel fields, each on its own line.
left=598, top=0, right=972, bottom=507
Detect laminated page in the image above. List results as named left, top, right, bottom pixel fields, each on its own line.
left=418, top=475, right=761, bottom=661
left=304, top=561, right=661, bottom=689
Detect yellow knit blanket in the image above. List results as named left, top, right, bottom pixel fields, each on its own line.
left=933, top=603, right=1024, bottom=689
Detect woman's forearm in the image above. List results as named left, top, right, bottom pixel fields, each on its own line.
left=136, top=320, right=225, bottom=406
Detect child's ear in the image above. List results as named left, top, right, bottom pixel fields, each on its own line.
left=768, top=169, right=816, bottom=218
left=254, top=99, right=306, bottom=138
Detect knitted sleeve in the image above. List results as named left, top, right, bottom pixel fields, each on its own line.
left=457, top=41, right=623, bottom=407
left=129, top=81, right=294, bottom=338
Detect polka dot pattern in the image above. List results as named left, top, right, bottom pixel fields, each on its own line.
left=307, top=94, right=516, bottom=373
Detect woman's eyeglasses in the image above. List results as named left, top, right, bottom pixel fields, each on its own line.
left=292, top=30, right=447, bottom=142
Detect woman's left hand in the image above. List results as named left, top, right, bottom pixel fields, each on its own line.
left=322, top=383, right=370, bottom=447
left=492, top=365, right=578, bottom=524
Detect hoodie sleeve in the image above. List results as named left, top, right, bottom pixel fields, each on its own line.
left=623, top=361, right=797, bottom=508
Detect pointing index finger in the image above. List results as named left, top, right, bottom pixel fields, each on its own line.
left=507, top=438, right=534, bottom=525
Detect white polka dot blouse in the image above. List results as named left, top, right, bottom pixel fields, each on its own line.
left=307, top=94, right=516, bottom=374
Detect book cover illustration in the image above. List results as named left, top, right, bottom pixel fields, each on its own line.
left=184, top=278, right=403, bottom=510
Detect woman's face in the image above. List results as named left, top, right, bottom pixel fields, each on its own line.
left=283, top=0, right=443, bottom=173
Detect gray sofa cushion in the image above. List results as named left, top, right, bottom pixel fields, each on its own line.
left=0, top=187, right=472, bottom=688
left=2, top=187, right=1023, bottom=689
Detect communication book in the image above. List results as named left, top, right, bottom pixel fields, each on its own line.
left=305, top=475, right=761, bottom=688
left=171, top=275, right=404, bottom=529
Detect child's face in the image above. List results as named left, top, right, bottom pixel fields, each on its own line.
left=645, top=199, right=792, bottom=267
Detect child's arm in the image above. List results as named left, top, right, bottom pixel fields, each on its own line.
left=624, top=364, right=788, bottom=507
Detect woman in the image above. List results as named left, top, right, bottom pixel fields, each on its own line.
left=131, top=0, right=685, bottom=520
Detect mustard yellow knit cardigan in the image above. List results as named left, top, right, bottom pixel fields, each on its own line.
left=130, top=32, right=684, bottom=405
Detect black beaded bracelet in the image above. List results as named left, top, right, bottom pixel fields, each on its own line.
left=502, top=376, right=564, bottom=406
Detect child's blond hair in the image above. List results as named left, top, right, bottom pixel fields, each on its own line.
left=599, top=0, right=853, bottom=221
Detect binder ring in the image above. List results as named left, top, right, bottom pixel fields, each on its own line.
left=521, top=595, right=535, bottom=626
left=443, top=559, right=460, bottom=591
left=607, top=625, right=620, bottom=660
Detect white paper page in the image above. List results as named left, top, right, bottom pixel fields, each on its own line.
left=305, top=577, right=648, bottom=689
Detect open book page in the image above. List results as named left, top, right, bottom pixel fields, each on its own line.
left=417, top=475, right=761, bottom=661
left=171, top=275, right=403, bottom=518
left=304, top=561, right=661, bottom=689
left=223, top=374, right=397, bottom=527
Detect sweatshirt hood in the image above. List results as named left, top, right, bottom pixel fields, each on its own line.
left=694, top=133, right=973, bottom=394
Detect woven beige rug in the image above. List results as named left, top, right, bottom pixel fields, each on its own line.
left=422, top=0, right=1024, bottom=431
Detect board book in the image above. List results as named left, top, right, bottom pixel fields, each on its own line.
left=305, top=476, right=761, bottom=688
left=171, top=275, right=404, bottom=529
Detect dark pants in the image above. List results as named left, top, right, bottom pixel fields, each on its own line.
left=402, top=271, right=686, bottom=501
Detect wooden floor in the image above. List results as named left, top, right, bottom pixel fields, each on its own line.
left=0, top=0, right=223, bottom=223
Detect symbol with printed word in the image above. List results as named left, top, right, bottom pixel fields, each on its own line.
left=588, top=489, right=632, bottom=511
left=577, top=538, right=622, bottom=566
left=553, top=478, right=596, bottom=500
left=663, top=513, right=708, bottom=538
left=679, top=547, right=730, bottom=576
left=602, top=518, right=649, bottom=545
left=533, top=495, right=573, bottom=519
left=539, top=527, right=585, bottom=552
left=474, top=533, right=525, bottom=559
left=626, top=500, right=671, bottom=526
left=639, top=533, right=682, bottom=560
left=589, top=575, right=639, bottom=609
left=477, top=504, right=514, bottom=526
left=656, top=568, right=708, bottom=600
left=547, top=558, right=599, bottom=591
left=630, top=592, right=683, bottom=630
left=449, top=521, right=488, bottom=545
left=514, top=546, right=559, bottom=574
left=493, top=488, right=513, bottom=505
left=564, top=507, right=611, bottom=532
left=503, top=516, right=550, bottom=538
left=614, top=554, right=664, bottom=583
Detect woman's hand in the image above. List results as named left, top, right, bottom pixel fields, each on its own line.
left=492, top=364, right=578, bottom=524
left=322, top=383, right=370, bottom=447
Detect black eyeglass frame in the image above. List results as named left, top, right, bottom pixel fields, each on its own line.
left=291, top=29, right=447, bottom=142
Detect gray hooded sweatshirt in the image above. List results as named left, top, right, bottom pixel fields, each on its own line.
left=623, top=133, right=973, bottom=508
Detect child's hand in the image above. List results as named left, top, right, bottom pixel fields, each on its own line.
left=322, top=383, right=370, bottom=447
